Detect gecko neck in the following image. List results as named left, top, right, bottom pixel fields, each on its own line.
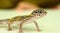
left=30, top=14, right=37, bottom=19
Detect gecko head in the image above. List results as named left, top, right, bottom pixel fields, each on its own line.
left=31, top=9, right=47, bottom=18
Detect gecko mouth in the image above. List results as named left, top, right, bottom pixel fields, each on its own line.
left=36, top=13, right=47, bottom=18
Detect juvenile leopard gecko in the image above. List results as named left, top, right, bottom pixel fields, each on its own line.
left=0, top=8, right=47, bottom=33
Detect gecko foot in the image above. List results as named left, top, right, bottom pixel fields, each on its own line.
left=38, top=30, right=40, bottom=32
left=37, top=29, right=41, bottom=32
left=8, top=28, right=12, bottom=31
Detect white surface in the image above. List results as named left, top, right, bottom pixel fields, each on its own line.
left=0, top=9, right=60, bottom=33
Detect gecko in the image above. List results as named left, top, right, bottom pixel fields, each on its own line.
left=0, top=8, right=47, bottom=33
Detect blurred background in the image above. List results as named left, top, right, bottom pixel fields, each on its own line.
left=0, top=0, right=60, bottom=9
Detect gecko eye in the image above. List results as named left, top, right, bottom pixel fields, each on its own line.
left=35, top=12, right=38, bottom=13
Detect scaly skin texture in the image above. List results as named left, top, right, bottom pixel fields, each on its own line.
left=0, top=8, right=47, bottom=33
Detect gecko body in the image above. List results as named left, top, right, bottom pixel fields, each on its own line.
left=0, top=8, right=47, bottom=33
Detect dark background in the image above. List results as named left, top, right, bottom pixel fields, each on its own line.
left=0, top=0, right=60, bottom=9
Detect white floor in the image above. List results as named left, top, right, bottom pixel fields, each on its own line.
left=0, top=9, right=60, bottom=33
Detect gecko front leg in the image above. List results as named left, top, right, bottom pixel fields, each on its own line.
left=19, top=21, right=40, bottom=33
left=19, top=21, right=25, bottom=33
left=8, top=20, right=12, bottom=31
left=34, top=21, right=40, bottom=32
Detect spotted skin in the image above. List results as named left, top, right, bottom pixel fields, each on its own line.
left=0, top=8, right=47, bottom=33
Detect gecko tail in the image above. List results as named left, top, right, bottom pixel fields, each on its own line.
left=0, top=19, right=8, bottom=25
